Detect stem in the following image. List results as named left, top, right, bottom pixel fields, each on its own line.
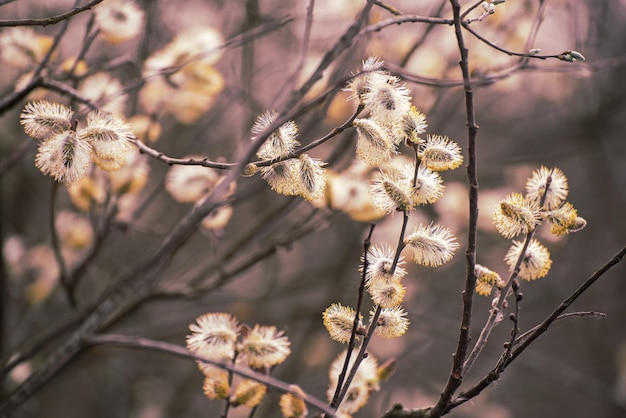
left=220, top=352, right=239, bottom=418
left=505, top=244, right=626, bottom=367
left=133, top=102, right=364, bottom=170
left=48, top=181, right=74, bottom=307
left=463, top=175, right=552, bottom=375
left=429, top=2, right=479, bottom=416
left=336, top=210, right=410, bottom=408
left=449, top=245, right=626, bottom=412
left=330, top=224, right=375, bottom=410
left=84, top=334, right=337, bottom=417
left=337, top=305, right=382, bottom=405
left=0, top=0, right=103, bottom=27
left=496, top=280, right=521, bottom=373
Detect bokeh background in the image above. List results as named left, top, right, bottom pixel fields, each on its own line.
left=1, top=1, right=626, bottom=417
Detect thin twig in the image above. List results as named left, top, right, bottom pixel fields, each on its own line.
left=463, top=175, right=552, bottom=375
left=400, top=0, right=448, bottom=68
left=449, top=245, right=626, bottom=412
left=461, top=21, right=562, bottom=60
left=460, top=0, right=486, bottom=20
left=337, top=304, right=381, bottom=407
left=271, top=0, right=316, bottom=107
left=496, top=279, right=521, bottom=373
left=66, top=199, right=118, bottom=293
left=85, top=334, right=337, bottom=417
left=133, top=101, right=364, bottom=170
left=48, top=182, right=75, bottom=307
left=359, top=15, right=452, bottom=37
left=505, top=244, right=626, bottom=367
left=285, top=0, right=376, bottom=111
left=330, top=224, right=375, bottom=409
left=39, top=78, right=99, bottom=109
left=0, top=0, right=75, bottom=115
left=0, top=0, right=103, bottom=27
left=373, top=0, right=404, bottom=16
left=336, top=210, right=410, bottom=409
left=513, top=311, right=606, bottom=346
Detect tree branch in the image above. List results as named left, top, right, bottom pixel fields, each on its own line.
left=85, top=334, right=337, bottom=417
left=0, top=0, right=104, bottom=27
left=428, top=1, right=479, bottom=416
left=448, top=245, right=626, bottom=412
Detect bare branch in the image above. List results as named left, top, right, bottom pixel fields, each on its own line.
left=359, top=15, right=453, bottom=37
left=428, top=1, right=479, bottom=416
left=0, top=0, right=103, bottom=27
left=48, top=181, right=74, bottom=307
left=448, top=245, right=626, bottom=412
left=85, top=334, right=337, bottom=417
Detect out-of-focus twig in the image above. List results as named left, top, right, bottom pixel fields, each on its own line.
left=0, top=0, right=103, bottom=27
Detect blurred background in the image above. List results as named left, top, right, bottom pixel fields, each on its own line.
left=1, top=0, right=626, bottom=417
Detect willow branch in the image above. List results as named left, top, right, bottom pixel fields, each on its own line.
left=428, top=2, right=479, bottom=416
left=449, top=245, right=626, bottom=412
left=48, top=182, right=74, bottom=307
left=285, top=0, right=375, bottom=110
left=463, top=173, right=552, bottom=376
left=85, top=334, right=336, bottom=417
left=461, top=21, right=567, bottom=61
left=0, top=0, right=103, bottom=27
left=359, top=15, right=452, bottom=37
left=0, top=1, right=73, bottom=115
left=330, top=224, right=375, bottom=409
left=513, top=311, right=606, bottom=347
left=335, top=210, right=409, bottom=411
left=0, top=13, right=364, bottom=411
left=400, top=0, right=448, bottom=68
left=133, top=101, right=364, bottom=170
left=66, top=200, right=118, bottom=292
left=373, top=0, right=403, bottom=15
left=505, top=244, right=626, bottom=367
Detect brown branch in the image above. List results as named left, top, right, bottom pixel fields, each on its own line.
left=448, top=245, right=626, bottom=412
left=463, top=174, right=552, bottom=375
left=0, top=15, right=363, bottom=410
left=48, top=181, right=75, bottom=308
left=85, top=334, right=337, bottom=417
left=513, top=311, right=606, bottom=346
left=334, top=210, right=410, bottom=412
left=0, top=0, right=103, bottom=27
left=461, top=20, right=562, bottom=61
left=400, top=0, right=448, bottom=68
left=285, top=0, right=376, bottom=110
left=66, top=199, right=119, bottom=294
left=0, top=308, right=92, bottom=376
left=329, top=224, right=376, bottom=409
left=133, top=100, right=364, bottom=170
left=359, top=14, right=452, bottom=37
left=270, top=0, right=316, bottom=107
left=37, top=79, right=100, bottom=109
left=373, top=0, right=404, bottom=16
left=505, top=244, right=626, bottom=366
left=460, top=0, right=487, bottom=20
left=496, top=280, right=522, bottom=373
left=0, top=1, right=74, bottom=115
left=428, top=1, right=479, bottom=416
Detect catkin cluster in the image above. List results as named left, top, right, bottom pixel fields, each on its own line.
left=475, top=166, right=587, bottom=296
left=185, top=313, right=306, bottom=416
